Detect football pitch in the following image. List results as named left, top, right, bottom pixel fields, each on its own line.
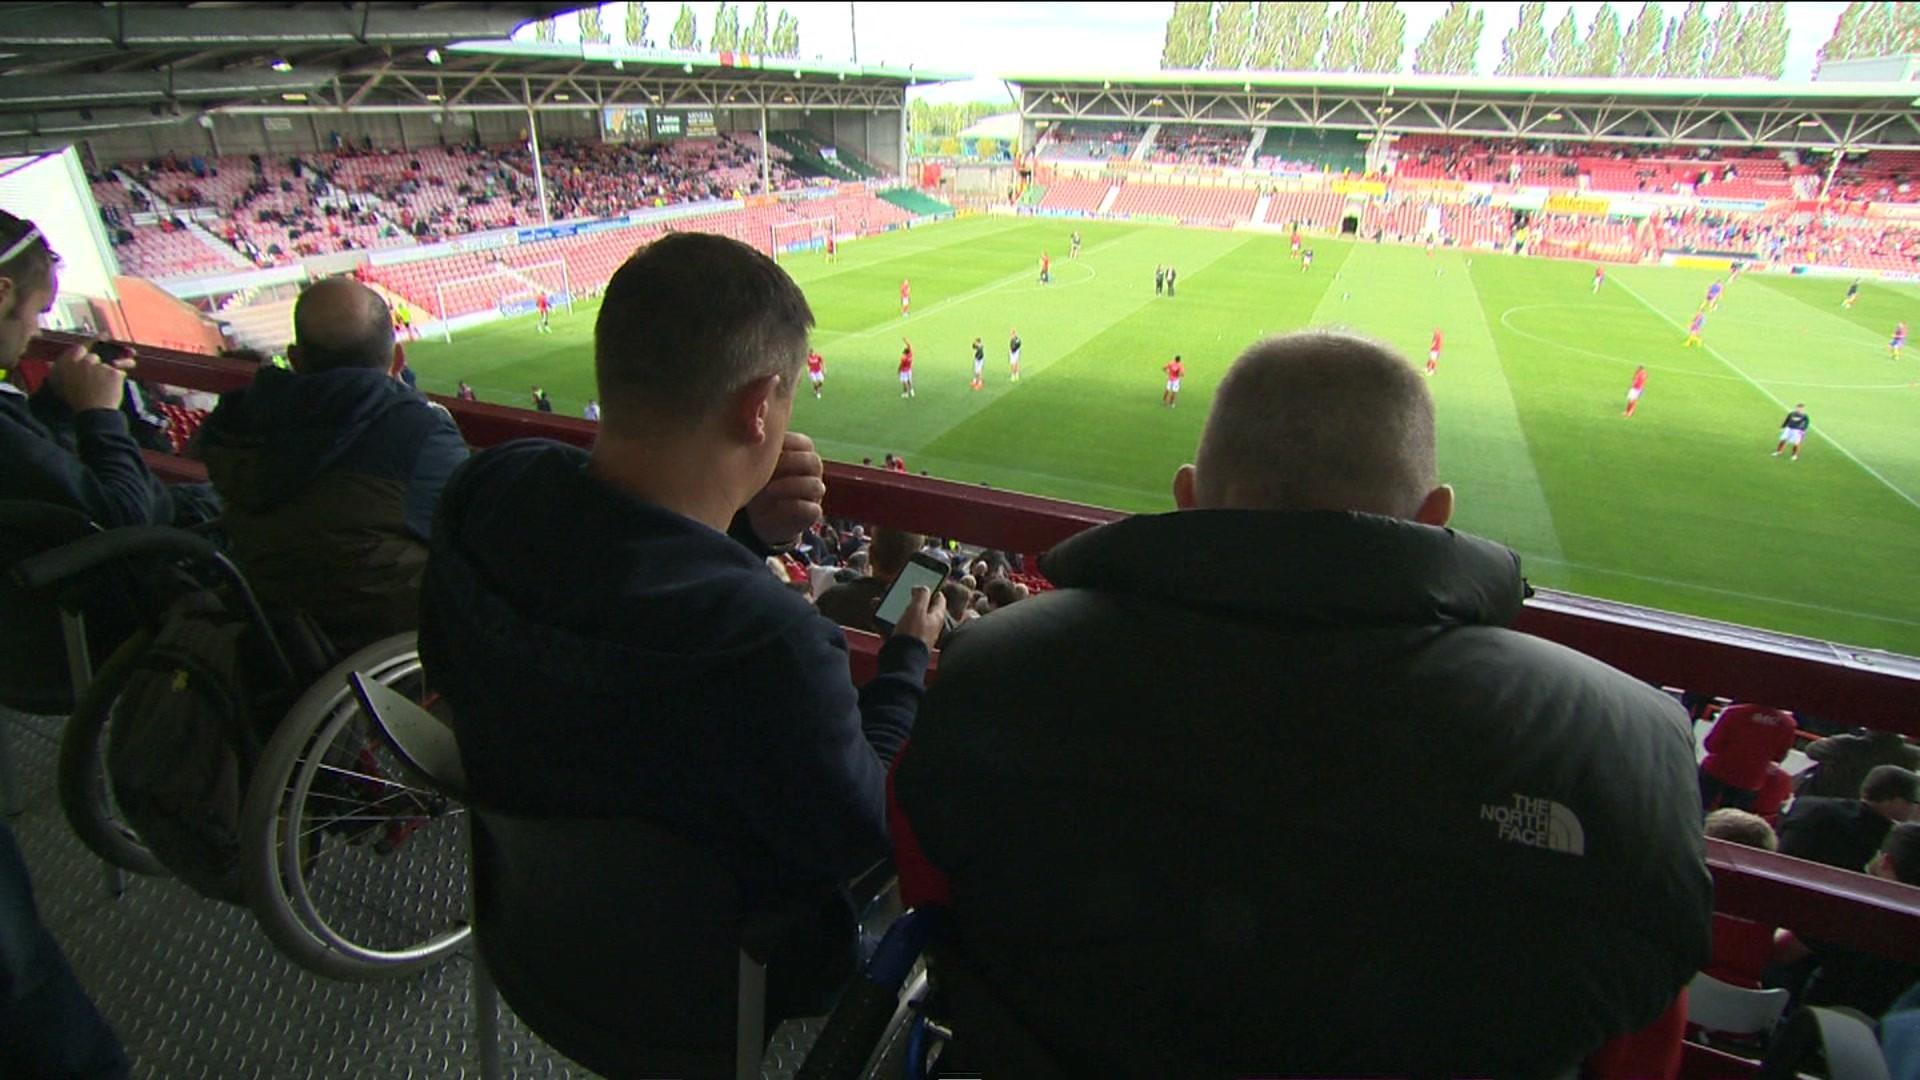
left=404, top=215, right=1920, bottom=657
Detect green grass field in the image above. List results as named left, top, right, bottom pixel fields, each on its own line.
left=404, top=215, right=1920, bottom=656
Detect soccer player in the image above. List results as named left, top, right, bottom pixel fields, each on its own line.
left=1301, top=249, right=1314, bottom=272
left=456, top=380, right=478, bottom=402
left=1891, top=321, right=1908, bottom=360
left=1009, top=328, right=1022, bottom=382
left=583, top=399, right=601, bottom=422
left=899, top=338, right=916, bottom=398
left=1040, top=251, right=1051, bottom=284
left=900, top=277, right=911, bottom=318
left=1162, top=354, right=1185, bottom=408
left=1290, top=227, right=1302, bottom=257
left=1684, top=309, right=1706, bottom=347
left=1705, top=279, right=1724, bottom=310
left=1774, top=404, right=1810, bottom=460
left=1426, top=328, right=1443, bottom=376
left=395, top=302, right=417, bottom=341
left=970, top=337, right=985, bottom=391
left=1069, top=230, right=1082, bottom=258
left=825, top=234, right=837, bottom=263
left=1625, top=365, right=1648, bottom=417
left=1154, top=266, right=1165, bottom=296
left=1843, top=279, right=1860, bottom=309
left=1166, top=266, right=1178, bottom=296
left=536, top=292, right=552, bottom=334
left=531, top=386, right=552, bottom=413
left=1592, top=265, right=1605, bottom=293
left=806, top=349, right=825, bottom=399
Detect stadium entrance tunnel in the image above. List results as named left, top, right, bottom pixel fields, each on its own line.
left=1341, top=212, right=1361, bottom=235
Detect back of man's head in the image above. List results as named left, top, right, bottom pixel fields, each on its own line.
left=594, top=232, right=813, bottom=430
left=1878, top=823, right=1920, bottom=885
left=1861, top=765, right=1920, bottom=806
left=1704, top=808, right=1777, bottom=851
left=868, top=528, right=924, bottom=582
left=291, top=277, right=395, bottom=374
left=1192, top=331, right=1437, bottom=519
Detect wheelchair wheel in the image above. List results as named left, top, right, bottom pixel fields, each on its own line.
left=239, top=632, right=471, bottom=980
left=56, top=628, right=168, bottom=877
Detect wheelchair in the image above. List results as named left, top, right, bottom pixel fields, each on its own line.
left=6, top=508, right=470, bottom=981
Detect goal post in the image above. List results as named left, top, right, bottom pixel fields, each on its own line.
left=432, top=258, right=574, bottom=342
left=771, top=216, right=836, bottom=260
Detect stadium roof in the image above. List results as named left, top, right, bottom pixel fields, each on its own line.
left=1009, top=69, right=1920, bottom=106
left=204, top=39, right=963, bottom=118
left=1011, top=70, right=1920, bottom=151
left=0, top=2, right=584, bottom=141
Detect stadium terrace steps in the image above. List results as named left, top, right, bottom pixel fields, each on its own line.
left=879, top=188, right=954, bottom=216
left=1036, top=178, right=1111, bottom=214
left=767, top=130, right=863, bottom=182
left=1132, top=123, right=1161, bottom=163
left=1107, top=182, right=1257, bottom=226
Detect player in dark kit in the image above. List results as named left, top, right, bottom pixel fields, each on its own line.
left=971, top=337, right=986, bottom=391
left=1844, top=279, right=1860, bottom=309
left=1009, top=328, right=1022, bottom=382
left=1070, top=231, right=1082, bottom=258
left=1154, top=266, right=1165, bottom=295
left=1166, top=266, right=1178, bottom=296
left=1774, top=404, right=1810, bottom=460
left=1302, top=249, right=1314, bottom=272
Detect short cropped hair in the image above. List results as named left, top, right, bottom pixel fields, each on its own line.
left=1879, top=823, right=1920, bottom=886
left=0, top=210, right=60, bottom=294
left=1197, top=331, right=1436, bottom=518
left=1704, top=808, right=1778, bottom=851
left=292, top=278, right=395, bottom=373
left=1862, top=765, right=1920, bottom=804
left=868, top=528, right=925, bottom=580
left=595, top=232, right=814, bottom=425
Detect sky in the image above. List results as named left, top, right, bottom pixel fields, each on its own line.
left=525, top=2, right=1855, bottom=103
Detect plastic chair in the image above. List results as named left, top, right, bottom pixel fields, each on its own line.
left=349, top=673, right=776, bottom=1080
left=1758, top=1006, right=1893, bottom=1080
left=1688, top=971, right=1791, bottom=1036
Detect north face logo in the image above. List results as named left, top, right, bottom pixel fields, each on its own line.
left=1480, top=794, right=1586, bottom=856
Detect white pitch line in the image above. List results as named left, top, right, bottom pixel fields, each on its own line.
left=1610, top=275, right=1920, bottom=516
left=1519, top=553, right=1920, bottom=629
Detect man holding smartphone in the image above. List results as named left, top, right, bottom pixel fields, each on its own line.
left=0, top=210, right=182, bottom=527
left=423, top=233, right=944, bottom=1039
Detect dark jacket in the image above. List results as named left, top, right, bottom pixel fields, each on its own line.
left=815, top=576, right=887, bottom=633
left=420, top=439, right=930, bottom=909
left=0, top=383, right=174, bottom=527
left=893, top=509, right=1712, bottom=1079
left=197, top=365, right=467, bottom=652
left=1801, top=731, right=1920, bottom=799
left=1777, top=796, right=1895, bottom=874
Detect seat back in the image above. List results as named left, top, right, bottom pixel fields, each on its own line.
left=0, top=501, right=109, bottom=712
left=1687, top=971, right=1790, bottom=1035
left=472, top=811, right=764, bottom=1079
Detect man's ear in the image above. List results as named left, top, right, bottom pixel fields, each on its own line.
left=0, top=276, right=14, bottom=316
left=1414, top=484, right=1454, bottom=528
left=1173, top=463, right=1199, bottom=510
left=387, top=344, right=404, bottom=378
left=733, top=373, right=781, bottom=446
left=285, top=344, right=305, bottom=374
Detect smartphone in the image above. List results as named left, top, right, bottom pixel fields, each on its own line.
left=873, top=551, right=950, bottom=634
left=91, top=341, right=133, bottom=364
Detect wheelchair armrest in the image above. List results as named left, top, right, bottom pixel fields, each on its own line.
left=11, top=526, right=220, bottom=594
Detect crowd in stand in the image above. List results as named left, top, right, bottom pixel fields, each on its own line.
left=1150, top=125, right=1252, bottom=168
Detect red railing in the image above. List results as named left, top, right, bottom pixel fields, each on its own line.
left=31, top=332, right=1920, bottom=968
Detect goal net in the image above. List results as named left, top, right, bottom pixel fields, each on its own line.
left=434, top=259, right=574, bottom=341
left=771, top=216, right=836, bottom=260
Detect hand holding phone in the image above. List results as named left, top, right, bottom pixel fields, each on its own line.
left=873, top=551, right=950, bottom=647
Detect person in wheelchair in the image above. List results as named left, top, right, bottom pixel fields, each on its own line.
left=196, top=277, right=468, bottom=654
left=421, top=233, right=943, bottom=1024
left=891, top=331, right=1711, bottom=1077
left=0, top=210, right=209, bottom=528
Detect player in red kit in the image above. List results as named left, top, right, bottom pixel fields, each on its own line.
left=1625, top=365, right=1648, bottom=417
left=806, top=350, right=825, bottom=399
left=1162, top=355, right=1185, bottom=407
left=825, top=234, right=837, bottom=263
left=1426, top=329, right=1443, bottom=376
left=898, top=338, right=916, bottom=398
left=1592, top=265, right=1605, bottom=294
left=536, top=291, right=552, bottom=334
left=1040, top=251, right=1051, bottom=284
left=900, top=278, right=911, bottom=318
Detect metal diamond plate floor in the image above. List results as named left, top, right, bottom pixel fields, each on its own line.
left=3, top=710, right=822, bottom=1079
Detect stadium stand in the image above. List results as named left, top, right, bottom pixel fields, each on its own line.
left=1259, top=190, right=1347, bottom=230
left=1107, top=182, right=1259, bottom=227
left=1255, top=127, right=1370, bottom=174
left=1150, top=125, right=1253, bottom=168
left=1036, top=121, right=1146, bottom=161
left=1035, top=177, right=1114, bottom=214
left=766, top=129, right=866, bottom=182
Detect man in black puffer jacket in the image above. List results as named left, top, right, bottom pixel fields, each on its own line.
left=197, top=278, right=467, bottom=653
left=891, top=331, right=1712, bottom=1078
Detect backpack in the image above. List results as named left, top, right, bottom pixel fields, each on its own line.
left=107, top=590, right=334, bottom=903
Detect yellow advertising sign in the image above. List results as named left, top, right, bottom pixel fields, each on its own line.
left=1545, top=194, right=1612, bottom=216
